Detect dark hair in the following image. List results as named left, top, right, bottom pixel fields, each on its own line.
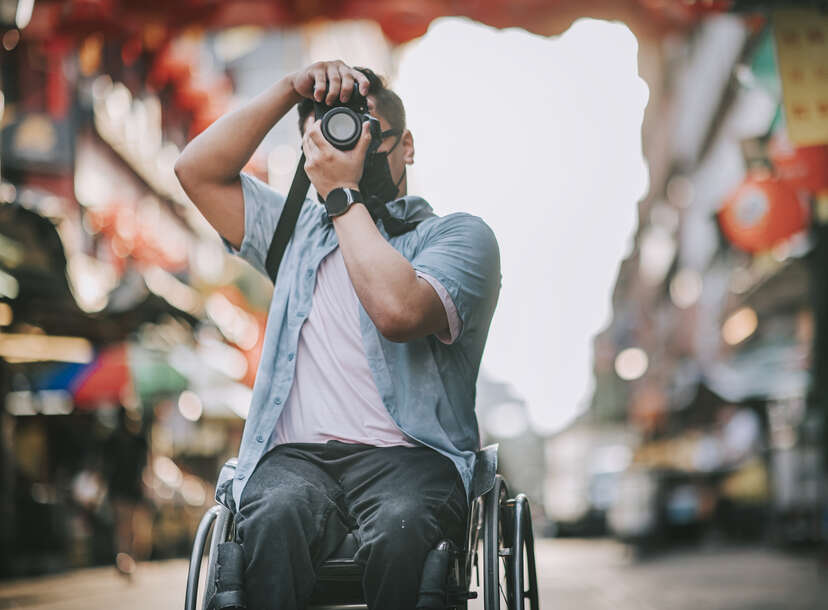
left=297, top=67, right=406, bottom=135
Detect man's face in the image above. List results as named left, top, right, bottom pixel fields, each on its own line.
left=302, top=95, right=414, bottom=194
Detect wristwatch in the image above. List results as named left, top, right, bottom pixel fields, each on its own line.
left=324, top=187, right=362, bottom=218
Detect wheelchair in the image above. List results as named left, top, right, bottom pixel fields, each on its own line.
left=184, top=445, right=539, bottom=610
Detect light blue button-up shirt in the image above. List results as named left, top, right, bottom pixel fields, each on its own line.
left=216, top=173, right=501, bottom=511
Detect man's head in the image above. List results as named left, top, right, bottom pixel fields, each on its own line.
left=297, top=67, right=414, bottom=197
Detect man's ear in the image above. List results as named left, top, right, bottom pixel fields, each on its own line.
left=401, top=129, right=415, bottom=165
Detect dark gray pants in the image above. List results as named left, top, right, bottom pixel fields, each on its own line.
left=235, top=441, right=468, bottom=610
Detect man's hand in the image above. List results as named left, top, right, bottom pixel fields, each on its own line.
left=289, top=60, right=371, bottom=106
left=302, top=119, right=372, bottom=201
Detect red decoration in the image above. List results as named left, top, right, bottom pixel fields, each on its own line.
left=718, top=171, right=809, bottom=254
left=768, top=130, right=828, bottom=195
left=148, top=36, right=199, bottom=90
left=27, top=0, right=724, bottom=46
left=73, top=344, right=131, bottom=407
left=637, top=0, right=731, bottom=24
left=87, top=203, right=190, bottom=273
left=44, top=38, right=73, bottom=119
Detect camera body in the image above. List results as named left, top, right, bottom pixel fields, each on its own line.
left=314, top=89, right=381, bottom=152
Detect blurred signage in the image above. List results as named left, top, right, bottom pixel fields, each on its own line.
left=768, top=129, right=828, bottom=195
left=773, top=10, right=828, bottom=146
left=1, top=112, right=73, bottom=173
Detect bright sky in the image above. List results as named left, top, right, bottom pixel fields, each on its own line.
left=393, top=18, right=650, bottom=434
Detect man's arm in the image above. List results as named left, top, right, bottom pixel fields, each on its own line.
left=174, top=61, right=370, bottom=250
left=174, top=77, right=299, bottom=249
left=335, top=204, right=450, bottom=342
left=302, top=120, right=449, bottom=343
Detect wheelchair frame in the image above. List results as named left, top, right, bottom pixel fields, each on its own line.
left=185, top=447, right=539, bottom=610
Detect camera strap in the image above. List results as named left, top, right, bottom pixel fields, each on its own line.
left=264, top=149, right=420, bottom=283
left=264, top=154, right=310, bottom=284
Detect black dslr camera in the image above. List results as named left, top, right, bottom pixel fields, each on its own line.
left=315, top=88, right=382, bottom=152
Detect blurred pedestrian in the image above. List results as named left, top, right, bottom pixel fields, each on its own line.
left=104, top=406, right=151, bottom=577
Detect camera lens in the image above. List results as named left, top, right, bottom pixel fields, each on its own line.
left=328, top=112, right=358, bottom=141
left=321, top=107, right=361, bottom=150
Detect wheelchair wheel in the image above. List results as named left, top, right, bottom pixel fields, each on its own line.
left=482, top=475, right=514, bottom=610
left=482, top=477, right=541, bottom=610
left=510, top=494, right=539, bottom=610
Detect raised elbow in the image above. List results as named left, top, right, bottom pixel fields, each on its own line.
left=173, top=154, right=194, bottom=187
left=373, top=302, right=417, bottom=343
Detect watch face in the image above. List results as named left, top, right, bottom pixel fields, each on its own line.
left=326, top=188, right=361, bottom=217
left=326, top=189, right=348, bottom=216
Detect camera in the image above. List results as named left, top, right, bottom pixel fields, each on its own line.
left=315, top=88, right=381, bottom=152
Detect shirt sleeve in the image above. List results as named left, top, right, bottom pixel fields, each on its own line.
left=410, top=214, right=501, bottom=343
left=220, top=172, right=286, bottom=278
left=415, top=271, right=461, bottom=344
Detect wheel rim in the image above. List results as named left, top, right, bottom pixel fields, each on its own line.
left=512, top=494, right=540, bottom=610
left=483, top=476, right=514, bottom=610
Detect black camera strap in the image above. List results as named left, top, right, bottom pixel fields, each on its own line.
left=264, top=153, right=309, bottom=284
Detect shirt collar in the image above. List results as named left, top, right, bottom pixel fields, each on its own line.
left=385, top=195, right=435, bottom=224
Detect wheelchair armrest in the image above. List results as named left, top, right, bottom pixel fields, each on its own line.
left=469, top=444, right=498, bottom=501
left=215, top=457, right=239, bottom=512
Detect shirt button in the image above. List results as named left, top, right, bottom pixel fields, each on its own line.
left=256, top=435, right=264, bottom=443
left=236, top=473, right=246, bottom=480
left=296, top=311, right=305, bottom=318
left=306, top=269, right=313, bottom=279
left=275, top=397, right=282, bottom=405
left=288, top=353, right=294, bottom=361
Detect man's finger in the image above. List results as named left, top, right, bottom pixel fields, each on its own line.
left=302, top=130, right=321, bottom=162
left=325, top=65, right=341, bottom=105
left=339, top=67, right=355, bottom=102
left=312, top=69, right=327, bottom=102
left=354, top=121, right=372, bottom=155
left=353, top=70, right=370, bottom=97
left=307, top=121, right=329, bottom=150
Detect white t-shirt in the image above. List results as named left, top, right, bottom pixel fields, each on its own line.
left=271, top=247, right=460, bottom=448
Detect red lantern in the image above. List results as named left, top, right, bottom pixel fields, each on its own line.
left=718, top=170, right=809, bottom=253
left=148, top=36, right=199, bottom=90
left=768, top=130, right=828, bottom=195
left=637, top=0, right=732, bottom=25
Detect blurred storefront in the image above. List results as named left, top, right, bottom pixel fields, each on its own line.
left=589, top=7, right=828, bottom=548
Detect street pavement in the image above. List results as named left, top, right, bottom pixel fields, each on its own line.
left=1, top=539, right=826, bottom=609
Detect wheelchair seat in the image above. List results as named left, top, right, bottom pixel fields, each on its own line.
left=317, top=531, right=362, bottom=581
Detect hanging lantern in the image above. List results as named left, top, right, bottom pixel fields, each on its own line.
left=718, top=170, right=809, bottom=254
left=637, top=0, right=732, bottom=25
left=148, top=35, right=200, bottom=90
left=768, top=129, right=828, bottom=195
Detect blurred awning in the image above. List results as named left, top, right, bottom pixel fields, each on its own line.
left=25, top=0, right=733, bottom=45
left=0, top=200, right=198, bottom=343
left=31, top=343, right=188, bottom=406
left=703, top=342, right=810, bottom=402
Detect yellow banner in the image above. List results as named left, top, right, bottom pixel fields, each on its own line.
left=774, top=9, right=828, bottom=145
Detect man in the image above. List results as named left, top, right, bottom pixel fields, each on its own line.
left=175, top=60, right=500, bottom=610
